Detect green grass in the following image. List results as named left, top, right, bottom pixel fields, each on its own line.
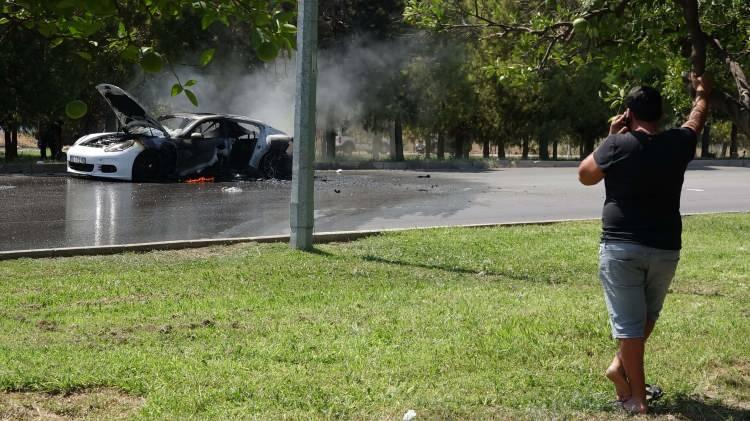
left=0, top=148, right=45, bottom=162
left=0, top=214, right=748, bottom=419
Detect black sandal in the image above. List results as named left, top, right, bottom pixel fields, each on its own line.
left=646, top=384, right=663, bottom=401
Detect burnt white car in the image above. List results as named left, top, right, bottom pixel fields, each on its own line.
left=67, top=84, right=293, bottom=181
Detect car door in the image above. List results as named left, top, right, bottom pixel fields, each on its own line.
left=175, top=119, right=230, bottom=177
left=227, top=121, right=261, bottom=171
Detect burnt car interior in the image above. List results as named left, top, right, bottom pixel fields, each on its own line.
left=172, top=119, right=262, bottom=177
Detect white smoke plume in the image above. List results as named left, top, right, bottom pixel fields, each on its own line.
left=128, top=35, right=424, bottom=135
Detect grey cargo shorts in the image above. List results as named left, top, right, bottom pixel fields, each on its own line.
left=599, top=242, right=680, bottom=339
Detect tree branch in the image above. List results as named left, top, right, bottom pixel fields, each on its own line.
left=676, top=0, right=706, bottom=75
left=707, top=36, right=750, bottom=110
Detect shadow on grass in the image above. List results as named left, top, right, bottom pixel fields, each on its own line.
left=650, top=394, right=749, bottom=420
left=360, top=254, right=538, bottom=283
left=308, top=247, right=334, bottom=257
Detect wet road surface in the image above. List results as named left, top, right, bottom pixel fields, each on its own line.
left=1, top=166, right=749, bottom=251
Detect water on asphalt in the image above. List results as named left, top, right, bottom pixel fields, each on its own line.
left=1, top=167, right=748, bottom=251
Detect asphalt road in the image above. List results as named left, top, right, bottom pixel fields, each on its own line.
left=1, top=166, right=748, bottom=251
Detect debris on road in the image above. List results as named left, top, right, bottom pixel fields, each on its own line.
left=336, top=169, right=343, bottom=174
left=221, top=187, right=243, bottom=194
left=334, top=189, right=341, bottom=194
left=417, top=174, right=431, bottom=178
left=185, top=176, right=215, bottom=184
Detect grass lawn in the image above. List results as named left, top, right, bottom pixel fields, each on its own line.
left=0, top=214, right=748, bottom=419
left=0, top=148, right=43, bottom=162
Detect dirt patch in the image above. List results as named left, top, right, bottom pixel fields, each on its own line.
left=702, top=361, right=750, bottom=409
left=0, top=388, right=144, bottom=420
left=0, top=131, right=37, bottom=148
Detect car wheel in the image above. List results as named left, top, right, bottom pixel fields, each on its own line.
left=132, top=151, right=161, bottom=182
left=260, top=151, right=292, bottom=180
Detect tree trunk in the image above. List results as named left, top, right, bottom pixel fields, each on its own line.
left=372, top=135, right=380, bottom=160
left=497, top=139, right=505, bottom=159
left=482, top=139, right=490, bottom=158
left=323, top=128, right=336, bottom=161
left=583, top=134, right=595, bottom=157
left=539, top=137, right=549, bottom=160
left=553, top=140, right=558, bottom=160
left=392, top=117, right=404, bottom=161
left=730, top=123, right=739, bottom=158
left=3, top=128, right=11, bottom=162
left=521, top=138, right=529, bottom=159
left=701, top=121, right=711, bottom=158
left=452, top=130, right=464, bottom=159
left=425, top=135, right=432, bottom=159
left=4, top=124, right=18, bottom=161
left=11, top=128, right=18, bottom=160
left=437, top=132, right=445, bottom=160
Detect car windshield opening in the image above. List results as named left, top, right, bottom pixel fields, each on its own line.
left=159, top=116, right=193, bottom=131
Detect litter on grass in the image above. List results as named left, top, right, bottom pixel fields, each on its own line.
left=403, top=409, right=417, bottom=421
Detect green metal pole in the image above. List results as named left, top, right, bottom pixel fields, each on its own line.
left=290, top=0, right=318, bottom=250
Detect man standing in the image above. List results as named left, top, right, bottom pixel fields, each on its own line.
left=578, top=74, right=711, bottom=414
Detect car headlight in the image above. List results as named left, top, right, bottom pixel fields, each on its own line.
left=104, top=139, right=136, bottom=152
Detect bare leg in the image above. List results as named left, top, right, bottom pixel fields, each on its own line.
left=606, top=320, right=656, bottom=401
left=606, top=352, right=630, bottom=401
left=619, top=338, right=648, bottom=414
left=643, top=319, right=656, bottom=340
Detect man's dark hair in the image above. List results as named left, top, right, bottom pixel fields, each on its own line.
left=625, top=86, right=662, bottom=122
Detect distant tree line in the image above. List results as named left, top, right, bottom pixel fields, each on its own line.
left=2, top=1, right=748, bottom=162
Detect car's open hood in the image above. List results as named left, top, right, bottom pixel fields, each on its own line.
left=96, top=84, right=169, bottom=136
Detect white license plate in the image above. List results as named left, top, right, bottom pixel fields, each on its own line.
left=69, top=156, right=86, bottom=164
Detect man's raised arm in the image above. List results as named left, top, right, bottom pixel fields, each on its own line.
left=682, top=74, right=712, bottom=135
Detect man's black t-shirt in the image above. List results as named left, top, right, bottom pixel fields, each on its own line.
left=594, top=127, right=697, bottom=250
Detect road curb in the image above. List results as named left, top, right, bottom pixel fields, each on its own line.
left=0, top=162, right=67, bottom=175
left=2, top=211, right=745, bottom=261
left=0, top=219, right=595, bottom=261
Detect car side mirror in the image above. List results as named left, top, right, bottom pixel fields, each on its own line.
left=191, top=132, right=203, bottom=139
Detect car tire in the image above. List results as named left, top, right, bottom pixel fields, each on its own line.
left=132, top=151, right=161, bottom=182
left=260, top=151, right=292, bottom=180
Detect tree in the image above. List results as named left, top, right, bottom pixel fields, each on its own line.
left=0, top=1, right=297, bottom=161
left=405, top=0, right=750, bottom=145
left=1, top=0, right=296, bottom=113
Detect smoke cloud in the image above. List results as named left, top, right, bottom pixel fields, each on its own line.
left=128, top=35, right=424, bottom=136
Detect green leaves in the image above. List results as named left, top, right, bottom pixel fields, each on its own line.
left=11, top=0, right=297, bottom=70
left=184, top=89, right=198, bottom=107
left=171, top=83, right=183, bottom=97
left=256, top=42, right=279, bottom=62
left=65, top=100, right=88, bottom=119
left=200, top=48, right=215, bottom=67
left=140, top=51, right=163, bottom=73
left=76, top=51, right=92, bottom=61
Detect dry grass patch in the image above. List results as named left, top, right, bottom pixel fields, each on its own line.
left=0, top=388, right=143, bottom=420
